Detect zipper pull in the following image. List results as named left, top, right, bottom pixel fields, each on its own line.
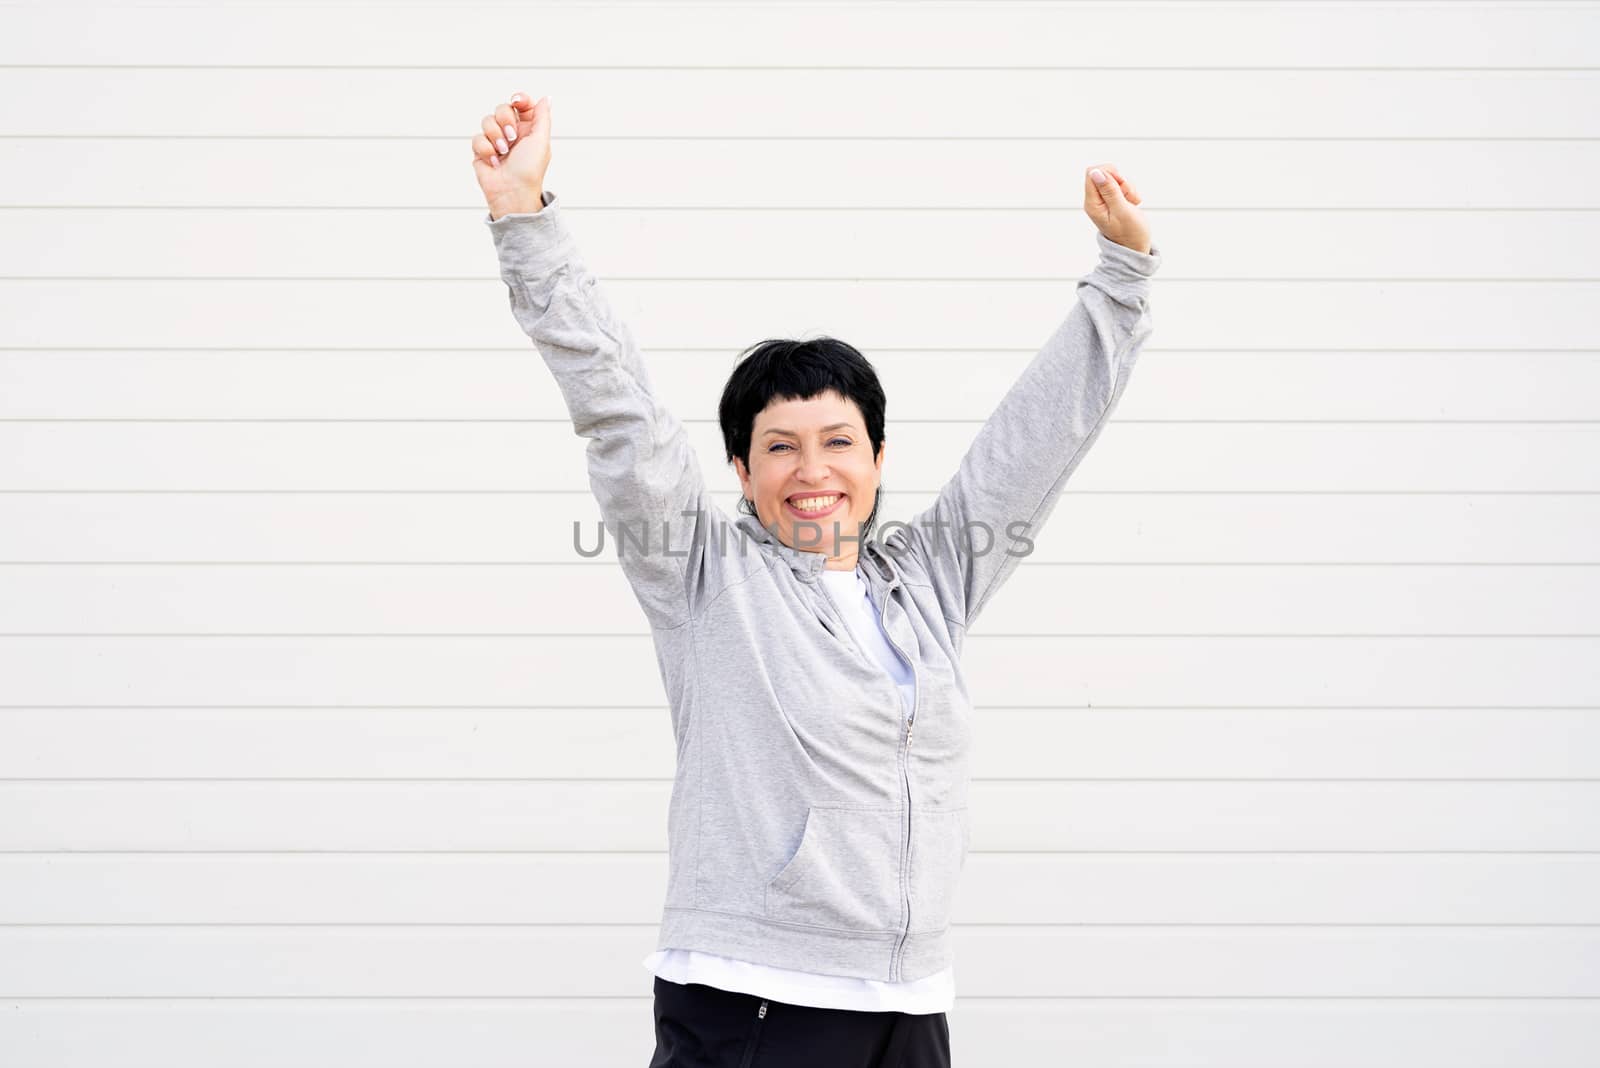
left=907, top=716, right=915, bottom=748
left=758, top=1000, right=768, bottom=1019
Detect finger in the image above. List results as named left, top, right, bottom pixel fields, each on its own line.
left=1084, top=167, right=1107, bottom=208
left=472, top=132, right=500, bottom=168
left=508, top=93, right=544, bottom=137
left=1098, top=163, right=1141, bottom=204
left=1094, top=163, right=1145, bottom=202
left=1094, top=164, right=1132, bottom=202
left=481, top=113, right=509, bottom=156
left=493, top=102, right=520, bottom=149
left=1089, top=166, right=1125, bottom=204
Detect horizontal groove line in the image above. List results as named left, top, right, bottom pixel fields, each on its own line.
left=2, top=777, right=1597, bottom=783
left=2, top=850, right=1597, bottom=856
left=2, top=995, right=1595, bottom=1003
left=6, top=136, right=1600, bottom=143
left=4, top=64, right=1599, bottom=72
left=3, top=347, right=1594, bottom=353
left=7, top=277, right=1600, bottom=284
left=3, top=700, right=1587, bottom=709
left=8, top=206, right=1600, bottom=214
left=2, top=562, right=1597, bottom=568
left=2, top=633, right=1599, bottom=639
left=2, top=922, right=1597, bottom=929
left=0, top=419, right=1593, bottom=425
left=0, top=705, right=1593, bottom=710
left=2, top=491, right=1597, bottom=496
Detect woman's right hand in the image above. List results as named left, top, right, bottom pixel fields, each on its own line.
left=472, top=92, right=553, bottom=219
left=1081, top=163, right=1151, bottom=255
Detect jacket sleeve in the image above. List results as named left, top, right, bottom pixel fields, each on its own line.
left=900, top=229, right=1162, bottom=631
left=485, top=189, right=725, bottom=631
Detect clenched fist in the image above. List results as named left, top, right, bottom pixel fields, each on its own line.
left=1083, top=165, right=1152, bottom=255
left=472, top=92, right=553, bottom=220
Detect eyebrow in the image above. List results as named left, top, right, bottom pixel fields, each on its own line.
left=762, top=422, right=857, bottom=438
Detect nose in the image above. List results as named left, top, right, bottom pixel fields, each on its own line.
left=794, top=446, right=831, bottom=484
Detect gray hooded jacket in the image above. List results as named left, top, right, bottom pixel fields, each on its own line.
left=485, top=189, right=1161, bottom=982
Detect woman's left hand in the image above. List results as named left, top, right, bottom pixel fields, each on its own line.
left=1083, top=164, right=1152, bottom=255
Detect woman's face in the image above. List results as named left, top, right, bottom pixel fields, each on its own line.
left=732, top=390, right=885, bottom=565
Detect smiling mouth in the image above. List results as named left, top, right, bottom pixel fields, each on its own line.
left=785, top=492, right=846, bottom=518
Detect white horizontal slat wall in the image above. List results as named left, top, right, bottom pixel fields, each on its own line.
left=2, top=1, right=1599, bottom=1064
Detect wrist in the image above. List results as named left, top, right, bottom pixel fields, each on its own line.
left=489, top=189, right=545, bottom=220
left=1113, top=234, right=1150, bottom=256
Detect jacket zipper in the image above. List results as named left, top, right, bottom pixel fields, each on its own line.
left=876, top=577, right=919, bottom=982
left=812, top=562, right=921, bottom=981
left=737, top=999, right=769, bottom=1068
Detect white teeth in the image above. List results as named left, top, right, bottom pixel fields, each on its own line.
left=790, top=494, right=840, bottom=512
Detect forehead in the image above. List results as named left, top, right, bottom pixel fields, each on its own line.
left=754, top=390, right=861, bottom=430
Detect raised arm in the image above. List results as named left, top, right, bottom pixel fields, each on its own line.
left=902, top=166, right=1162, bottom=631
left=473, top=94, right=726, bottom=631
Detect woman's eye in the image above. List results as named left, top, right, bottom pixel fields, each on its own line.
left=768, top=439, right=852, bottom=453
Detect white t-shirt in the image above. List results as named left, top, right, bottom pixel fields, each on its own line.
left=642, top=564, right=953, bottom=1013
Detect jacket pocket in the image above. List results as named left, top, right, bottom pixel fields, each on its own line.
left=907, top=806, right=969, bottom=935
left=764, top=804, right=903, bottom=933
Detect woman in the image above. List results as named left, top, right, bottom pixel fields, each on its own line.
left=471, top=93, right=1160, bottom=1067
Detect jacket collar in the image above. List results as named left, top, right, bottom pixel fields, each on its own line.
left=734, top=513, right=900, bottom=588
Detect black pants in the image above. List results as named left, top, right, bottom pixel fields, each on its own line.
left=648, top=976, right=952, bottom=1068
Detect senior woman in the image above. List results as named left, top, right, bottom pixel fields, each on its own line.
left=472, top=93, right=1160, bottom=1067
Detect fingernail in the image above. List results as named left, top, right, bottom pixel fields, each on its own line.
left=505, top=124, right=516, bottom=141
left=1090, top=168, right=1106, bottom=183
left=510, top=94, right=522, bottom=103
left=496, top=138, right=507, bottom=152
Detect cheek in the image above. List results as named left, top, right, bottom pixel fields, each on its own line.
left=752, top=460, right=784, bottom=495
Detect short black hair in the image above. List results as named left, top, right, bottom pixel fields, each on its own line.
left=718, top=336, right=887, bottom=538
